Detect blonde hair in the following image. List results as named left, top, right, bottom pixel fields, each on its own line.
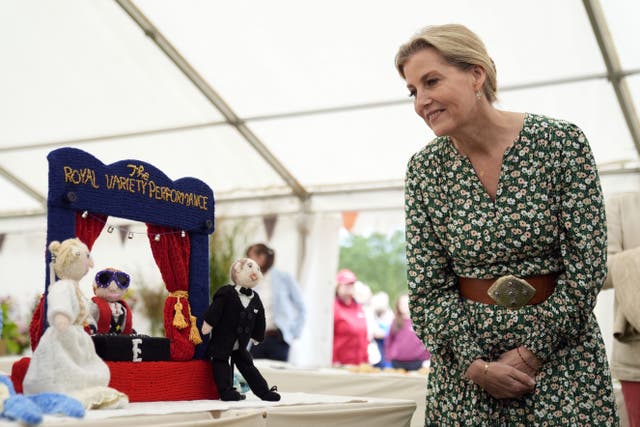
left=395, top=24, right=497, bottom=103
left=49, top=238, right=89, bottom=280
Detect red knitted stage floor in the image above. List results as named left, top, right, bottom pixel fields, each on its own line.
left=11, top=357, right=219, bottom=402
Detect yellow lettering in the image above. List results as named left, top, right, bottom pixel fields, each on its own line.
left=63, top=166, right=75, bottom=183
left=101, top=174, right=208, bottom=211
left=127, top=164, right=150, bottom=181
left=137, top=180, right=147, bottom=194
left=63, top=166, right=99, bottom=188
left=89, top=169, right=99, bottom=189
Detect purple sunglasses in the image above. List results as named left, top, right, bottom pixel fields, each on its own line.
left=95, top=270, right=130, bottom=289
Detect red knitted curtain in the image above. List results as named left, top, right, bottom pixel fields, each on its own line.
left=75, top=211, right=107, bottom=250
left=28, top=295, right=45, bottom=350
left=30, top=211, right=107, bottom=350
left=147, top=224, right=199, bottom=360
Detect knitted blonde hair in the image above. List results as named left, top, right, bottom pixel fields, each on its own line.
left=49, top=238, right=91, bottom=282
left=49, top=238, right=92, bottom=325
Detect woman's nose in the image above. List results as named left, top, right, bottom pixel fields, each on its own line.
left=416, top=89, right=431, bottom=106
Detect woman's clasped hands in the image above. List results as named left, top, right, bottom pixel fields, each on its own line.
left=465, top=346, right=541, bottom=399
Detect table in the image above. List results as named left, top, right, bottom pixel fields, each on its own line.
left=255, top=360, right=428, bottom=427
left=1, top=356, right=418, bottom=427
left=0, top=393, right=416, bottom=427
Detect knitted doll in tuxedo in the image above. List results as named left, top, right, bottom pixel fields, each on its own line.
left=202, top=258, right=280, bottom=401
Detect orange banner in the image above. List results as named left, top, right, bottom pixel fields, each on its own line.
left=341, top=211, right=358, bottom=232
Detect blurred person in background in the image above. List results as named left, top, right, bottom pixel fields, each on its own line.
left=332, top=269, right=368, bottom=365
left=246, top=243, right=305, bottom=362
left=370, top=291, right=394, bottom=368
left=603, top=192, right=640, bottom=427
left=353, top=281, right=381, bottom=365
left=384, top=293, right=430, bottom=371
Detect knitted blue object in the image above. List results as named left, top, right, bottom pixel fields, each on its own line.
left=1, top=375, right=85, bottom=424
left=1, top=306, right=42, bottom=425
left=1, top=375, right=42, bottom=424
left=0, top=375, right=14, bottom=395
left=2, top=394, right=43, bottom=425
left=28, top=393, right=85, bottom=418
left=233, top=372, right=250, bottom=393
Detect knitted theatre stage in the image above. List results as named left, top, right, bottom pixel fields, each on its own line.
left=14, top=147, right=218, bottom=401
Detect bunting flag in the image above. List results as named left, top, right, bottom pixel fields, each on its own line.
left=263, top=214, right=278, bottom=241
left=0, top=233, right=5, bottom=253
left=341, top=211, right=358, bottom=232
left=118, top=225, right=131, bottom=245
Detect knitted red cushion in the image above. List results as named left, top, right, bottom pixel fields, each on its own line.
left=106, top=360, right=218, bottom=401
left=11, top=357, right=218, bottom=402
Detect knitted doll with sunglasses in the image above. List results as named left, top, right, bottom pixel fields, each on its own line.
left=88, top=268, right=135, bottom=335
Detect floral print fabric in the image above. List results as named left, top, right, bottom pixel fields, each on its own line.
left=405, top=113, right=618, bottom=426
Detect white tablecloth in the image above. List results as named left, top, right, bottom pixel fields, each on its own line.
left=255, top=360, right=428, bottom=427
left=0, top=393, right=415, bottom=427
left=1, top=356, right=418, bottom=426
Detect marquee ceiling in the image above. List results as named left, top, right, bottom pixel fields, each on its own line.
left=1, top=0, right=639, bottom=232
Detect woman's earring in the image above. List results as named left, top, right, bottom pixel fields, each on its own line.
left=476, top=90, right=482, bottom=100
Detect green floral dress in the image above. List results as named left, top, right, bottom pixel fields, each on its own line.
left=405, top=113, right=618, bottom=426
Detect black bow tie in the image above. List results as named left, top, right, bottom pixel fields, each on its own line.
left=239, top=287, right=253, bottom=297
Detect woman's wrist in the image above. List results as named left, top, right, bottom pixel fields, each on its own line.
left=466, top=359, right=488, bottom=383
left=517, top=346, right=540, bottom=371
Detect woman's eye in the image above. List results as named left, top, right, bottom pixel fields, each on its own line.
left=426, top=78, right=438, bottom=87
left=407, top=90, right=416, bottom=98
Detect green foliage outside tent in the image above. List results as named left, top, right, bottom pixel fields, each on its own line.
left=338, top=230, right=407, bottom=306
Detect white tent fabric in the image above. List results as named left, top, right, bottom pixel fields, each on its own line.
left=1, top=0, right=640, bottom=366
left=2, top=0, right=640, bottom=225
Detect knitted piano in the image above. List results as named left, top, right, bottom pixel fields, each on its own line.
left=91, top=334, right=170, bottom=362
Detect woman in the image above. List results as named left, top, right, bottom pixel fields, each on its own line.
left=397, top=24, right=618, bottom=425
left=384, top=293, right=430, bottom=371
left=332, top=269, right=368, bottom=365
left=603, top=192, right=640, bottom=426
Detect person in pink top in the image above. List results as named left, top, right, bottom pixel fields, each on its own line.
left=332, top=269, right=369, bottom=365
left=384, top=293, right=430, bottom=371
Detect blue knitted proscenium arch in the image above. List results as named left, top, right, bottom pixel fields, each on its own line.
left=44, top=147, right=215, bottom=358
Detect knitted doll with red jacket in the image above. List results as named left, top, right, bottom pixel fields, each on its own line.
left=89, top=268, right=134, bottom=335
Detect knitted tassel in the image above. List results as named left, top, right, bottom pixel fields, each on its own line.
left=172, top=298, right=188, bottom=329
left=189, top=315, right=202, bottom=345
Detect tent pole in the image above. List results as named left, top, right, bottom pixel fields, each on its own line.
left=583, top=0, right=640, bottom=156
left=296, top=199, right=312, bottom=279
left=114, top=0, right=309, bottom=201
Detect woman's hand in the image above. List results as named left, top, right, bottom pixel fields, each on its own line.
left=498, top=346, right=541, bottom=378
left=465, top=359, right=536, bottom=399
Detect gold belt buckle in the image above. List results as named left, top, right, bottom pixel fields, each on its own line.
left=487, top=275, right=536, bottom=309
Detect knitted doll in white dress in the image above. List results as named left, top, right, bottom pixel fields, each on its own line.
left=23, top=238, right=128, bottom=409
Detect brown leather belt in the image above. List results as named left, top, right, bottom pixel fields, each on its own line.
left=458, top=273, right=557, bottom=306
